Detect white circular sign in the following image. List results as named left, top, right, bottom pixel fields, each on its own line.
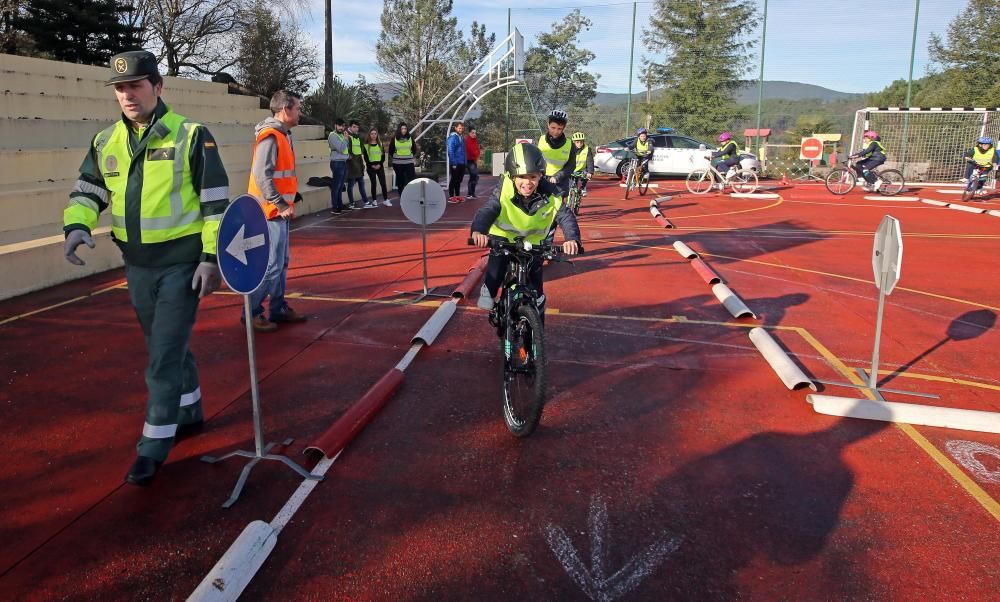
left=399, top=178, right=447, bottom=226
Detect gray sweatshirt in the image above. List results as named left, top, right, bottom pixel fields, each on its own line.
left=328, top=129, right=349, bottom=162
left=252, top=116, right=293, bottom=210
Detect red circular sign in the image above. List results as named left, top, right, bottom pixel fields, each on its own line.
left=800, top=137, right=824, bottom=160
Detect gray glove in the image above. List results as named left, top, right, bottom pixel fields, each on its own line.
left=191, top=262, right=221, bottom=298
left=64, top=230, right=95, bottom=266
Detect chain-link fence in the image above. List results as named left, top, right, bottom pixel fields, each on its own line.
left=477, top=1, right=966, bottom=179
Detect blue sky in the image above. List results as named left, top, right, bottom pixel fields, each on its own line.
left=299, top=0, right=964, bottom=95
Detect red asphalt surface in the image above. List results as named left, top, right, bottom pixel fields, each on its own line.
left=1, top=175, right=999, bottom=600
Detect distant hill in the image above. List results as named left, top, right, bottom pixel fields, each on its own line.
left=592, top=80, right=862, bottom=106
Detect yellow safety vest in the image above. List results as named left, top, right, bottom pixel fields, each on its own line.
left=972, top=146, right=997, bottom=167
left=574, top=145, right=591, bottom=172
left=488, top=176, right=563, bottom=244
left=635, top=138, right=651, bottom=156
left=366, top=142, right=383, bottom=162
left=537, top=136, right=572, bottom=176
left=395, top=137, right=413, bottom=157
left=349, top=133, right=362, bottom=155
left=77, top=111, right=209, bottom=248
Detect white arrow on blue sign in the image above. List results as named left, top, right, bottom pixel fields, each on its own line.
left=218, top=194, right=271, bottom=295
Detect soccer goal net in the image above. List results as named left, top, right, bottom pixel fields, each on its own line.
left=851, top=108, right=1000, bottom=185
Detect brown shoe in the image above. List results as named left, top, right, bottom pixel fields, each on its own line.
left=271, top=307, right=307, bottom=323
left=252, top=314, right=278, bottom=332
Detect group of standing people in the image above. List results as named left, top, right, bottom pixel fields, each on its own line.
left=446, top=121, right=482, bottom=202
left=328, top=120, right=421, bottom=213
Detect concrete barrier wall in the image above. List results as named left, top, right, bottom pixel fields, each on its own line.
left=0, top=93, right=269, bottom=123
left=0, top=53, right=223, bottom=93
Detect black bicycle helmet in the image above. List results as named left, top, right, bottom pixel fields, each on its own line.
left=505, top=143, right=547, bottom=177
left=548, top=109, right=568, bottom=125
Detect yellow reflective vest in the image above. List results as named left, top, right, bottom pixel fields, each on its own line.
left=488, top=176, right=563, bottom=244
left=537, top=135, right=572, bottom=176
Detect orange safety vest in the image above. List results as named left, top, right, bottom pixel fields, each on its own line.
left=247, top=127, right=297, bottom=220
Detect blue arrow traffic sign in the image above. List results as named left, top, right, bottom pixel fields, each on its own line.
left=218, top=194, right=270, bottom=295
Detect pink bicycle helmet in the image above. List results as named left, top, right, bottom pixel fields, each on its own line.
left=718, top=131, right=732, bottom=142
left=863, top=130, right=878, bottom=139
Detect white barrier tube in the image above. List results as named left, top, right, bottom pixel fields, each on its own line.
left=947, top=203, right=986, bottom=214
left=808, top=395, right=1000, bottom=434
left=748, top=327, right=816, bottom=391
left=711, top=283, right=756, bottom=319
left=863, top=196, right=919, bottom=201
left=411, top=298, right=457, bottom=345
left=673, top=241, right=698, bottom=259
left=989, top=210, right=1000, bottom=218
left=920, top=198, right=948, bottom=206
left=729, top=193, right=779, bottom=199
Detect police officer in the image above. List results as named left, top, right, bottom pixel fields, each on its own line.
left=536, top=110, right=578, bottom=197
left=63, top=50, right=230, bottom=486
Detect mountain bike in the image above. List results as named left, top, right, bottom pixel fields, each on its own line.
left=824, top=160, right=905, bottom=196
left=470, top=237, right=580, bottom=437
left=566, top=171, right=587, bottom=215
left=961, top=159, right=993, bottom=202
left=686, top=157, right=759, bottom=194
left=623, top=155, right=650, bottom=199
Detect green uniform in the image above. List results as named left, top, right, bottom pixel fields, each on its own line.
left=64, top=99, right=229, bottom=461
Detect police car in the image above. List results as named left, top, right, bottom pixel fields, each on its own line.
left=594, top=128, right=758, bottom=177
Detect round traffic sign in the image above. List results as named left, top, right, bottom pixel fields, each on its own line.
left=800, top=137, right=824, bottom=160
left=217, top=194, right=271, bottom=295
left=400, top=178, right=447, bottom=226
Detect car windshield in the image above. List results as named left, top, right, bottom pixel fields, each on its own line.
left=671, top=136, right=705, bottom=149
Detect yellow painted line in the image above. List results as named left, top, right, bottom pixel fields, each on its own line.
left=876, top=369, right=1000, bottom=392
left=794, top=325, right=1000, bottom=523
left=655, top=197, right=784, bottom=219
left=0, top=281, right=125, bottom=326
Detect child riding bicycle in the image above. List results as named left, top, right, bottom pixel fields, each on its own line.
left=627, top=128, right=653, bottom=179
left=471, top=143, right=581, bottom=314
left=962, top=136, right=999, bottom=191
left=849, top=130, right=887, bottom=192
left=571, top=131, right=594, bottom=196
left=709, top=131, right=741, bottom=187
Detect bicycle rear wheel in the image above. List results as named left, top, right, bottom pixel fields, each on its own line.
left=731, top=170, right=759, bottom=194
left=639, top=170, right=650, bottom=195
left=685, top=169, right=713, bottom=194
left=624, top=166, right=635, bottom=199
left=878, top=169, right=905, bottom=196
left=825, top=168, right=855, bottom=195
left=502, top=303, right=546, bottom=438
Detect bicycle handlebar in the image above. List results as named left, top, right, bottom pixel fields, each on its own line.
left=467, top=236, right=584, bottom=259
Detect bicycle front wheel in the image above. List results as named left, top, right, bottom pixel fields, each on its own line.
left=731, top=170, right=759, bottom=194
left=639, top=171, right=650, bottom=195
left=825, top=168, right=855, bottom=195
left=686, top=169, right=713, bottom=194
left=878, top=169, right=905, bottom=196
left=502, top=303, right=546, bottom=438
left=567, top=187, right=581, bottom=215
left=624, top=166, right=635, bottom=199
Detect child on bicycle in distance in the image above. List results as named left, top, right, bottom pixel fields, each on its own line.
left=471, top=143, right=581, bottom=313
left=962, top=136, right=999, bottom=186
left=710, top=131, right=741, bottom=186
left=850, top=130, right=887, bottom=192
left=571, top=132, right=594, bottom=196
left=628, top=128, right=653, bottom=178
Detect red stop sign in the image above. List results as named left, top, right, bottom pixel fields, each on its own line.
left=800, top=137, right=824, bottom=160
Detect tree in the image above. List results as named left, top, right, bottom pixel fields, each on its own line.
left=455, top=21, right=495, bottom=74
left=376, top=0, right=463, bottom=126
left=523, top=9, right=598, bottom=113
left=235, top=3, right=318, bottom=97
left=925, top=0, right=1000, bottom=106
left=304, top=75, right=391, bottom=134
left=143, top=0, right=247, bottom=76
left=643, top=0, right=759, bottom=138
left=13, top=0, right=141, bottom=64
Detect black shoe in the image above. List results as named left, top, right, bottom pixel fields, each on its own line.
left=125, top=456, right=162, bottom=487
left=175, top=419, right=204, bottom=442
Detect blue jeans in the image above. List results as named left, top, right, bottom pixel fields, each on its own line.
left=467, top=161, right=479, bottom=196
left=346, top=175, right=369, bottom=206
left=329, top=160, right=347, bottom=210
left=248, top=219, right=290, bottom=319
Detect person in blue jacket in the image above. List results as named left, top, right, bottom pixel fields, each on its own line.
left=447, top=121, right=467, bottom=201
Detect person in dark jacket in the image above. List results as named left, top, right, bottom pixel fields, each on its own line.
left=710, top=131, right=741, bottom=186
left=345, top=120, right=371, bottom=208
left=389, top=122, right=418, bottom=197
left=362, top=127, right=391, bottom=206
left=849, top=130, right=887, bottom=192
left=470, top=143, right=580, bottom=315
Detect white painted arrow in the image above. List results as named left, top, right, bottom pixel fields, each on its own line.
left=545, top=495, right=680, bottom=602
left=225, top=225, right=266, bottom=266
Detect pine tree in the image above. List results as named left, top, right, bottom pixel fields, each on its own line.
left=236, top=3, right=319, bottom=98
left=523, top=9, right=599, bottom=113
left=925, top=0, right=1000, bottom=106
left=643, top=0, right=759, bottom=138
left=15, top=0, right=141, bottom=65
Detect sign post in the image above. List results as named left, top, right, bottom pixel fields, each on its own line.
left=202, top=194, right=321, bottom=508
left=868, top=215, right=903, bottom=389
left=396, top=178, right=450, bottom=302
left=797, top=137, right=825, bottom=181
